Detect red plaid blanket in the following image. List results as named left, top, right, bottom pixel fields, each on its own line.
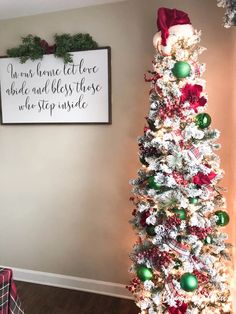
left=0, top=268, right=24, bottom=314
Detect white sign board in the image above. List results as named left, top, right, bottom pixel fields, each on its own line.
left=0, top=48, right=111, bottom=124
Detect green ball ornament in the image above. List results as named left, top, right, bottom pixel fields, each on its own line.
left=172, top=61, right=191, bottom=79
left=146, top=225, right=156, bottom=236
left=215, top=210, right=230, bottom=227
left=195, top=113, right=211, bottom=129
left=148, top=176, right=161, bottom=191
left=180, top=273, right=198, bottom=292
left=204, top=235, right=213, bottom=245
left=189, top=197, right=198, bottom=205
left=172, top=208, right=186, bottom=220
left=137, top=265, right=153, bottom=282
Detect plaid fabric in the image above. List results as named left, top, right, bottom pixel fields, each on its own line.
left=167, top=239, right=190, bottom=257
left=165, top=276, right=179, bottom=297
left=0, top=268, right=24, bottom=314
left=188, top=146, right=201, bottom=161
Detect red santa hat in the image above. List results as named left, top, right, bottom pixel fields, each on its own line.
left=157, top=7, right=192, bottom=46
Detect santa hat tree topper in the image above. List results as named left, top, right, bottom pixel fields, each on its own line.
left=153, top=7, right=194, bottom=55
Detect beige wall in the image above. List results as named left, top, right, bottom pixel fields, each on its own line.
left=0, top=0, right=235, bottom=285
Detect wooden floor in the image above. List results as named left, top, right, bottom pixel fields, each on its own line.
left=16, top=281, right=139, bottom=314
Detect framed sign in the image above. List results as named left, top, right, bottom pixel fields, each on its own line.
left=0, top=47, right=111, bottom=124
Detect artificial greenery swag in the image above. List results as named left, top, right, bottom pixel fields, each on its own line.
left=6, top=33, right=98, bottom=64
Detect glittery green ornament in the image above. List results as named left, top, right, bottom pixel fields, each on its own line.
left=148, top=176, right=161, bottom=191
left=215, top=210, right=230, bottom=227
left=172, top=208, right=186, bottom=220
left=189, top=197, right=198, bottom=205
left=137, top=265, right=153, bottom=282
left=195, top=113, right=211, bottom=129
left=172, top=61, right=191, bottom=79
left=180, top=273, right=198, bottom=292
left=146, top=225, right=156, bottom=236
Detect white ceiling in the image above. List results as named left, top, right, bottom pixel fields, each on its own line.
left=0, top=0, right=126, bottom=20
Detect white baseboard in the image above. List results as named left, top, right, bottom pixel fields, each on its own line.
left=1, top=266, right=133, bottom=300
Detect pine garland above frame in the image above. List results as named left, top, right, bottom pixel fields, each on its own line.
left=6, top=33, right=98, bottom=64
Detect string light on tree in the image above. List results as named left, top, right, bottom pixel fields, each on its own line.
left=127, top=7, right=232, bottom=314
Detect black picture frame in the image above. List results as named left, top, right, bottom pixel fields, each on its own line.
left=0, top=47, right=112, bottom=125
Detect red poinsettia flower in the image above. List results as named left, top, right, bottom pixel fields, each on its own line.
left=192, top=171, right=217, bottom=186
left=168, top=302, right=188, bottom=314
left=181, top=84, right=207, bottom=112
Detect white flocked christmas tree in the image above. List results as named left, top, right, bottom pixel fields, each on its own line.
left=127, top=7, right=232, bottom=314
